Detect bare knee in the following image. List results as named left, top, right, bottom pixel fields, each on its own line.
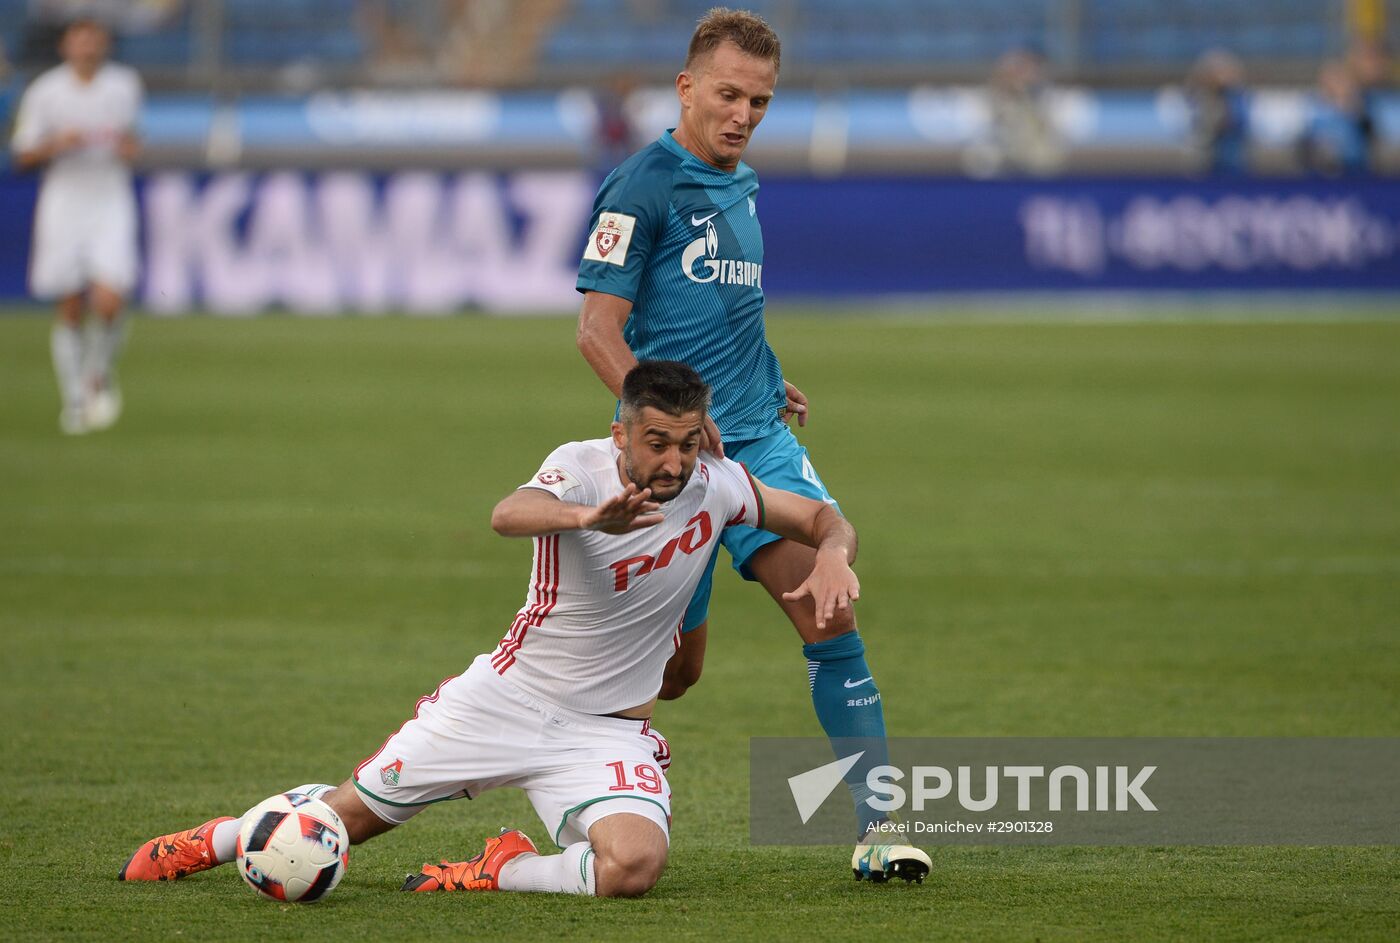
left=90, top=285, right=124, bottom=320
left=56, top=295, right=84, bottom=327
left=594, top=843, right=667, bottom=898
left=750, top=541, right=858, bottom=644
left=805, top=604, right=857, bottom=643
left=588, top=813, right=669, bottom=898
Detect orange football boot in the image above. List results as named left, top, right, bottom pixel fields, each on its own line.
left=401, top=828, right=538, bottom=891
left=118, top=816, right=235, bottom=881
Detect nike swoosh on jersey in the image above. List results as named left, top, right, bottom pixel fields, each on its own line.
left=690, top=211, right=719, bottom=226
left=843, top=676, right=874, bottom=689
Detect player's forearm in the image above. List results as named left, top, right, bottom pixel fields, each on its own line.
left=576, top=295, right=637, bottom=398
left=811, top=505, right=858, bottom=566
left=577, top=325, right=636, bottom=398
left=17, top=129, right=84, bottom=169
left=491, top=493, right=588, bottom=537
left=759, top=486, right=857, bottom=561
left=14, top=145, right=53, bottom=170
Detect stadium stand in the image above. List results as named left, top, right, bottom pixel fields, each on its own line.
left=0, top=0, right=1376, bottom=86
left=220, top=0, right=364, bottom=69
left=537, top=0, right=1358, bottom=83
left=0, top=0, right=1393, bottom=175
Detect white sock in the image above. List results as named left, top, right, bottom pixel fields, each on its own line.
left=211, top=783, right=335, bottom=864
left=211, top=818, right=241, bottom=864
left=50, top=324, right=85, bottom=410
left=497, top=841, right=596, bottom=895
left=83, top=318, right=126, bottom=390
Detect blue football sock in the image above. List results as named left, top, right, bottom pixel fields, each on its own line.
left=803, top=630, right=890, bottom=838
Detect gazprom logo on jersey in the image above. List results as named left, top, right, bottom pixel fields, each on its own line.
left=682, top=213, right=763, bottom=287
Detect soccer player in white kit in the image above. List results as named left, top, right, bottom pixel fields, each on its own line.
left=10, top=19, right=143, bottom=435
left=118, top=361, right=864, bottom=898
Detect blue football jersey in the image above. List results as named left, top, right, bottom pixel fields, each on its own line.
left=577, top=129, right=785, bottom=444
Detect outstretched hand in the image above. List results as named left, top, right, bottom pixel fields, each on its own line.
left=580, top=483, right=664, bottom=534
left=781, top=552, right=860, bottom=630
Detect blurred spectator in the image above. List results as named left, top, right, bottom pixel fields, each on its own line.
left=1298, top=60, right=1369, bottom=176
left=592, top=73, right=639, bottom=175
left=1186, top=49, right=1249, bottom=175
left=357, top=0, right=565, bottom=87
left=440, top=0, right=565, bottom=86
left=1347, top=38, right=1390, bottom=167
left=21, top=1, right=181, bottom=68
left=965, top=46, right=1064, bottom=177
left=357, top=0, right=439, bottom=83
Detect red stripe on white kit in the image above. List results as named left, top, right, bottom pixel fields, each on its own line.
left=492, top=535, right=548, bottom=671
left=494, top=534, right=559, bottom=673
left=640, top=719, right=671, bottom=771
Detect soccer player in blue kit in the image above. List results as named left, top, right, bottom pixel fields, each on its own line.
left=575, top=8, right=928, bottom=882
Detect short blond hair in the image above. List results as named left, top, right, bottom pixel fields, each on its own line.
left=685, top=7, right=781, bottom=73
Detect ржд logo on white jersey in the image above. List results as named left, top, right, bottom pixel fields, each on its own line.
left=491, top=437, right=761, bottom=715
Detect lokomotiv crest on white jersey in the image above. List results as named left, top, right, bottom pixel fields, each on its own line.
left=491, top=437, right=761, bottom=714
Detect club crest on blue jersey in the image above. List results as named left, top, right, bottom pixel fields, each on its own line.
left=583, top=212, right=636, bottom=266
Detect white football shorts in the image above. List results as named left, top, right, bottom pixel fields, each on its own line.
left=351, top=654, right=672, bottom=846
left=29, top=187, right=139, bottom=298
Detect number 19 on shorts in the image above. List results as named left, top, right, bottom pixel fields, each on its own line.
left=606, top=762, right=664, bottom=794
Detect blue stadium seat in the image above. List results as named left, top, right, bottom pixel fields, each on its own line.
left=0, top=0, right=1344, bottom=77
left=117, top=31, right=192, bottom=67
left=0, top=0, right=26, bottom=61
left=538, top=0, right=1341, bottom=72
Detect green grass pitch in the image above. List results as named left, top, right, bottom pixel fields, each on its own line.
left=1, top=310, right=1397, bottom=941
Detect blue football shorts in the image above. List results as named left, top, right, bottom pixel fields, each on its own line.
left=683, top=423, right=842, bottom=632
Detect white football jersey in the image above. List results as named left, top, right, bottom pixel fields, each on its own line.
left=490, top=437, right=762, bottom=714
left=10, top=62, right=143, bottom=204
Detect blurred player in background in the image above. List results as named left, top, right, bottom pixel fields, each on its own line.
left=10, top=18, right=142, bottom=435
left=575, top=8, right=925, bottom=882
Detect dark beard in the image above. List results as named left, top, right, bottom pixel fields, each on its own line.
left=624, top=455, right=688, bottom=501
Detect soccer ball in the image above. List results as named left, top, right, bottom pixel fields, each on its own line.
left=235, top=792, right=350, bottom=903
